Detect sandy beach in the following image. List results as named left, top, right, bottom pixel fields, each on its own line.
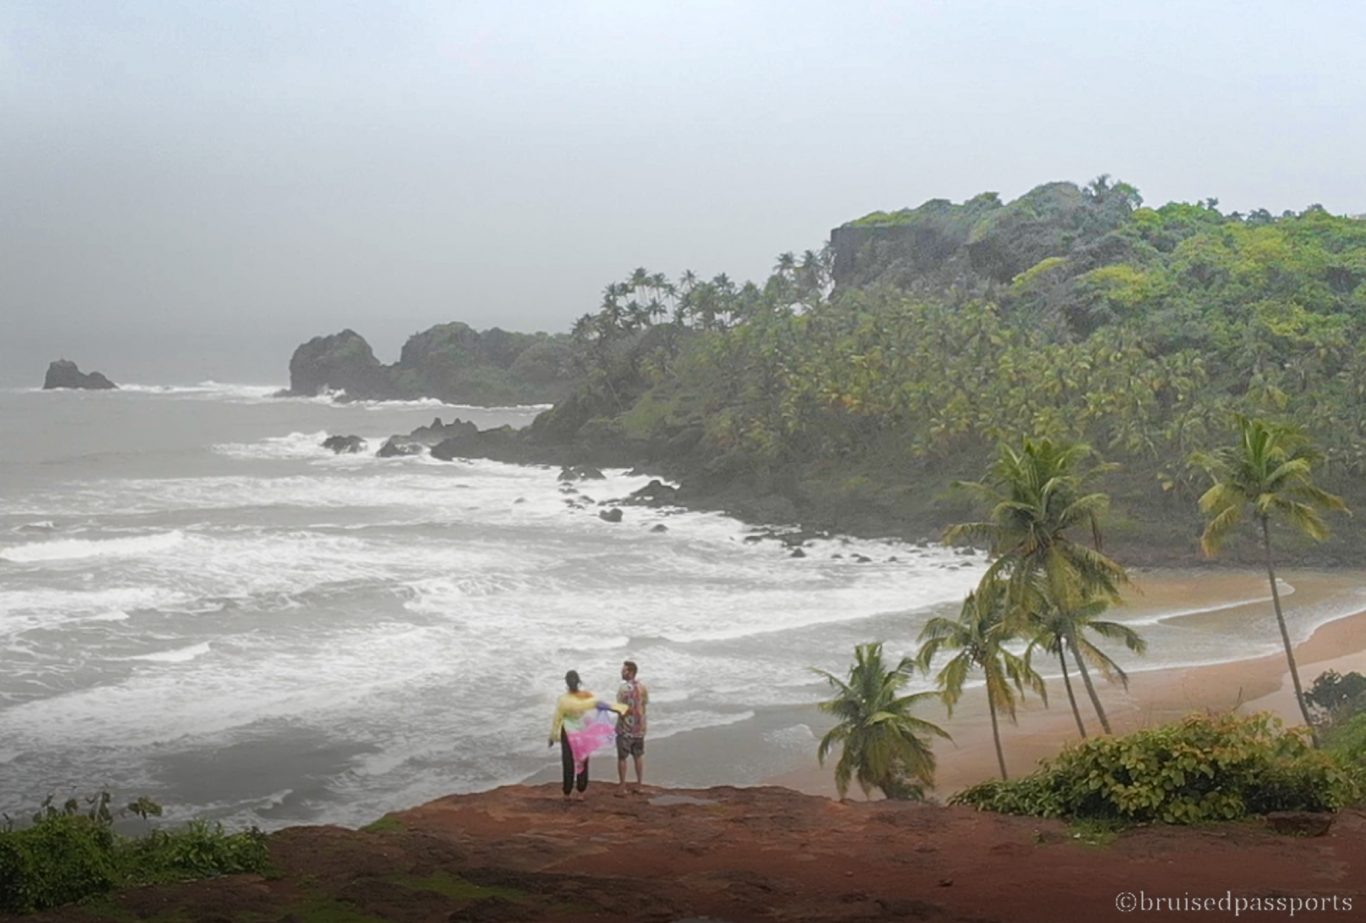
left=682, top=567, right=1366, bottom=799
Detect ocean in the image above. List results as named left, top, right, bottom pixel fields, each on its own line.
left=1, top=384, right=1361, bottom=829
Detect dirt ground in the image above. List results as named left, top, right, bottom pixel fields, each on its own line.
left=16, top=783, right=1365, bottom=922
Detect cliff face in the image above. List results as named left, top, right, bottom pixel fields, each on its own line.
left=42, top=359, right=117, bottom=390
left=24, top=784, right=1366, bottom=923
left=284, top=324, right=577, bottom=405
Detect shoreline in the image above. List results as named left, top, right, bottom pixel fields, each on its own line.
left=615, top=568, right=1366, bottom=800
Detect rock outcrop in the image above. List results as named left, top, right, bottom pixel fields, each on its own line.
left=321, top=435, right=366, bottom=454
left=42, top=360, right=117, bottom=390
left=284, top=329, right=393, bottom=400
left=283, top=324, right=577, bottom=406
left=377, top=417, right=480, bottom=458
left=24, top=785, right=1366, bottom=923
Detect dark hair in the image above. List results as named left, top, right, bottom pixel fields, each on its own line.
left=565, top=670, right=581, bottom=692
left=623, top=661, right=638, bottom=679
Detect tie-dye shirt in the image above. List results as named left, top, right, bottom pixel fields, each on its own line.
left=616, top=679, right=649, bottom=738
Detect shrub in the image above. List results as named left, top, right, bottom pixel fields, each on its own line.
left=0, top=814, right=117, bottom=914
left=1307, top=670, right=1366, bottom=722
left=950, top=713, right=1359, bottom=824
left=0, top=793, right=268, bottom=914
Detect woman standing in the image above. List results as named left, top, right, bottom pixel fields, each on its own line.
left=549, top=670, right=625, bottom=799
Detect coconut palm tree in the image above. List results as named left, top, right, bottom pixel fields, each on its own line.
left=916, top=581, right=1045, bottom=780
left=1025, top=596, right=1147, bottom=738
left=945, top=437, right=1128, bottom=619
left=1195, top=415, right=1349, bottom=746
left=813, top=642, right=949, bottom=799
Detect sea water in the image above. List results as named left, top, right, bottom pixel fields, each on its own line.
left=0, top=385, right=1359, bottom=829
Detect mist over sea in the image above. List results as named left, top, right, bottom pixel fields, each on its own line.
left=2, top=385, right=1359, bottom=830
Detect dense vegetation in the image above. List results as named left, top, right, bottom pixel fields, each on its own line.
left=0, top=794, right=268, bottom=914
left=532, top=178, right=1366, bottom=562
left=949, top=713, right=1358, bottom=824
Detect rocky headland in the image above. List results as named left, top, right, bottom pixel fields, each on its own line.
left=42, top=359, right=117, bottom=390
left=282, top=324, right=577, bottom=406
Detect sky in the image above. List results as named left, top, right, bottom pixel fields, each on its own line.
left=3, top=0, right=1365, bottom=386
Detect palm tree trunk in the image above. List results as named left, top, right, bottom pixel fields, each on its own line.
left=1261, top=516, right=1320, bottom=747
left=1059, top=647, right=1088, bottom=738
left=1068, top=628, right=1113, bottom=734
left=987, top=687, right=1008, bottom=780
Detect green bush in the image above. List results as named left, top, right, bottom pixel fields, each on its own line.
left=950, top=713, right=1359, bottom=824
left=0, top=814, right=117, bottom=914
left=1307, top=670, right=1366, bottom=724
left=1327, top=711, right=1366, bottom=763
left=0, top=794, right=268, bottom=914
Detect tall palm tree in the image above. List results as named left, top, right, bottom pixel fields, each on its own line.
left=916, top=582, right=1045, bottom=780
left=1195, top=415, right=1349, bottom=746
left=813, top=643, right=949, bottom=799
left=1025, top=597, right=1147, bottom=738
left=946, top=437, right=1128, bottom=618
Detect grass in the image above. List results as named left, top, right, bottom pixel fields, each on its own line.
left=358, top=815, right=404, bottom=834
left=388, top=870, right=527, bottom=903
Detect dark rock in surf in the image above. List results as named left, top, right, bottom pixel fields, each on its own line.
left=624, top=479, right=679, bottom=507
left=43, top=359, right=117, bottom=390
left=322, top=435, right=367, bottom=454
left=377, top=436, right=426, bottom=458
left=599, top=508, right=624, bottom=523
left=284, top=329, right=394, bottom=399
left=559, top=464, right=605, bottom=482
left=411, top=416, right=479, bottom=444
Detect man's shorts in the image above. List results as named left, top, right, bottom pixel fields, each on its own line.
left=616, top=736, right=645, bottom=759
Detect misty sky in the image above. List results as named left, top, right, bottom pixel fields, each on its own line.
left=3, top=1, right=1365, bottom=386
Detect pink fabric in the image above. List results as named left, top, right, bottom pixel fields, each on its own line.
left=565, top=708, right=618, bottom=775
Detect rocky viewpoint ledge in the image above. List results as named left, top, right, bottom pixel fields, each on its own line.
left=18, top=784, right=1366, bottom=923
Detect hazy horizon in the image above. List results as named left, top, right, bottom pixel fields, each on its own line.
left=4, top=1, right=1366, bottom=387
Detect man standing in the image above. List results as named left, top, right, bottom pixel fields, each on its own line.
left=616, top=660, right=648, bottom=792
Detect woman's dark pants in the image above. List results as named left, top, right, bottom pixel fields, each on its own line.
left=561, top=729, right=588, bottom=794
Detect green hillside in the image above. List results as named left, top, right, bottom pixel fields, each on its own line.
left=526, top=179, right=1366, bottom=563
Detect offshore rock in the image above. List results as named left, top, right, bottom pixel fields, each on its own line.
left=558, top=464, right=605, bottom=481
left=42, top=359, right=117, bottom=390
left=376, top=436, right=426, bottom=458
left=285, top=329, right=393, bottom=399
left=321, top=435, right=366, bottom=454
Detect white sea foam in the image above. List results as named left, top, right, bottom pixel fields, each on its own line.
left=0, top=531, right=186, bottom=563
left=127, top=642, right=213, bottom=663
left=213, top=430, right=389, bottom=461
left=0, top=586, right=187, bottom=619
left=113, top=382, right=284, bottom=403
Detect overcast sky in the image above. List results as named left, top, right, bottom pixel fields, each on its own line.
left=3, top=1, right=1365, bottom=386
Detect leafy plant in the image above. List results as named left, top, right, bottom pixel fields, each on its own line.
left=951, top=713, right=1358, bottom=824
left=813, top=642, right=950, bottom=799
left=0, top=792, right=267, bottom=914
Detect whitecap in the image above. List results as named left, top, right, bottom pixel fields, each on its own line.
left=126, top=642, right=212, bottom=663
left=0, top=531, right=186, bottom=563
